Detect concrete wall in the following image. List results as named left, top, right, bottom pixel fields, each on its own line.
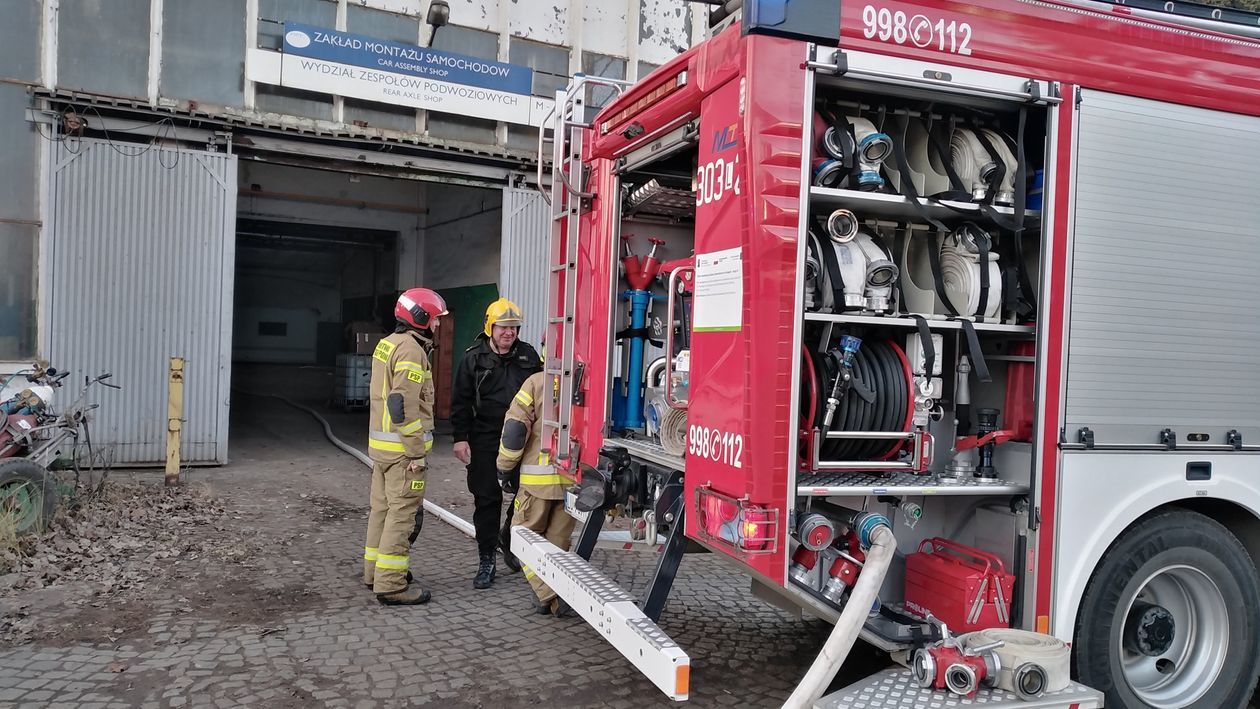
left=422, top=184, right=502, bottom=291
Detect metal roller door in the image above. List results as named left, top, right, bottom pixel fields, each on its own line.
left=498, top=187, right=550, bottom=348
left=44, top=138, right=237, bottom=465
left=1066, top=90, right=1260, bottom=446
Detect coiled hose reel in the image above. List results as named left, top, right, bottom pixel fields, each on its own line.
left=804, top=338, right=911, bottom=461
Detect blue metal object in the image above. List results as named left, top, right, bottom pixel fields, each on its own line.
left=853, top=511, right=892, bottom=549
left=621, top=289, right=654, bottom=429
left=744, top=0, right=841, bottom=44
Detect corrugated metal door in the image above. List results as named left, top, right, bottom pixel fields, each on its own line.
left=1066, top=90, right=1260, bottom=446
left=499, top=187, right=550, bottom=348
left=45, top=138, right=237, bottom=465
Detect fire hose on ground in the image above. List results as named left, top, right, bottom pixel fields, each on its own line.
left=782, top=514, right=896, bottom=709
left=246, top=391, right=476, bottom=538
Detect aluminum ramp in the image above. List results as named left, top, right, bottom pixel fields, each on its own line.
left=511, top=526, right=690, bottom=701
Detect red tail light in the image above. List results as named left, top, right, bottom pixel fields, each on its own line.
left=695, top=486, right=779, bottom=554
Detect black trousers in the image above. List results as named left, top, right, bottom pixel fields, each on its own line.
left=466, top=443, right=516, bottom=557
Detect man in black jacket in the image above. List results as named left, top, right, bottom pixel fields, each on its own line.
left=451, top=297, right=542, bottom=589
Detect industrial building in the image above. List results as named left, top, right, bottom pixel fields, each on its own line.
left=0, top=0, right=699, bottom=465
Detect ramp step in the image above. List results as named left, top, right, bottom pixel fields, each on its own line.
left=511, top=526, right=690, bottom=701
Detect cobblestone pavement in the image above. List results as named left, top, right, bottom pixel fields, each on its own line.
left=0, top=366, right=889, bottom=708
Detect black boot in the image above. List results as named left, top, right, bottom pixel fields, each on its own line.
left=501, top=546, right=522, bottom=574
left=473, top=552, right=496, bottom=589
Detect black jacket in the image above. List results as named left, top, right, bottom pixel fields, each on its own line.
left=451, top=335, right=542, bottom=446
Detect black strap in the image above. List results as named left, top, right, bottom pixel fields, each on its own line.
left=893, top=223, right=909, bottom=314
left=1011, top=107, right=1037, bottom=317
left=911, top=315, right=935, bottom=382
left=959, top=320, right=992, bottom=383
left=812, top=226, right=849, bottom=313
left=975, top=229, right=991, bottom=323
left=969, top=117, right=1005, bottom=207
left=614, top=326, right=663, bottom=349
left=925, top=229, right=958, bottom=317
left=925, top=109, right=969, bottom=198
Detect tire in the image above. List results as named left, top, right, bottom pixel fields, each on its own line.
left=1073, top=509, right=1260, bottom=708
left=0, top=458, right=58, bottom=535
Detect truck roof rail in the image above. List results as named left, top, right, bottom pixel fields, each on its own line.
left=1066, top=0, right=1260, bottom=39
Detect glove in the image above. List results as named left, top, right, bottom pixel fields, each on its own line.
left=498, top=466, right=520, bottom=494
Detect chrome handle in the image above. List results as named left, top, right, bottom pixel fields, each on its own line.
left=663, top=266, right=693, bottom=410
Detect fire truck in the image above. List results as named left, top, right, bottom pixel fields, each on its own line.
left=510, top=1, right=1260, bottom=706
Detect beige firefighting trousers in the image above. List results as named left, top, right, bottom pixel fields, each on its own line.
left=363, top=457, right=427, bottom=594
left=513, top=489, right=576, bottom=604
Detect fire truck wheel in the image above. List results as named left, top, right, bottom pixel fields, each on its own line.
left=1073, top=509, right=1260, bottom=709
left=0, top=458, right=58, bottom=535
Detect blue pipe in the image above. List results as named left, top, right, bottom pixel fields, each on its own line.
left=622, top=289, right=652, bottom=429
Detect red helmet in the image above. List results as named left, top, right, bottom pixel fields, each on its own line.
left=395, top=288, right=448, bottom=330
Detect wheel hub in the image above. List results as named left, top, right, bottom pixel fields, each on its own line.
left=1125, top=601, right=1176, bottom=657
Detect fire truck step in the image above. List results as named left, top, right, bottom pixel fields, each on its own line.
left=814, top=668, right=1103, bottom=709
left=510, top=526, right=691, bottom=701
left=797, top=472, right=1029, bottom=497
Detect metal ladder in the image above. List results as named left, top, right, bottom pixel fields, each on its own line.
left=535, top=74, right=632, bottom=465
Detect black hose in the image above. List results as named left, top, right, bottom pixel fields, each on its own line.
left=818, top=339, right=908, bottom=461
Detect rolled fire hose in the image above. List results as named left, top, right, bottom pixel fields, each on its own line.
left=949, top=127, right=1017, bottom=204
left=782, top=517, right=896, bottom=709
left=940, top=240, right=1002, bottom=320
left=247, top=390, right=477, bottom=538
left=961, top=628, right=1072, bottom=699
left=658, top=408, right=688, bottom=457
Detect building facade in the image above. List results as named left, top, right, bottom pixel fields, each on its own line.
left=0, top=0, right=700, bottom=464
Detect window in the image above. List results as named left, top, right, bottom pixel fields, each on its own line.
left=58, top=0, right=149, bottom=99
left=0, top=0, right=41, bottom=83
left=162, top=0, right=248, bottom=107
left=582, top=52, right=627, bottom=110
left=257, top=0, right=337, bottom=50
left=428, top=25, right=501, bottom=145
left=345, top=6, right=423, bottom=132
left=256, top=0, right=339, bottom=120
left=507, top=39, right=571, bottom=150
left=0, top=84, right=39, bottom=360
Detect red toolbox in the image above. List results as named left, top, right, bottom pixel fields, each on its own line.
left=903, top=538, right=1015, bottom=633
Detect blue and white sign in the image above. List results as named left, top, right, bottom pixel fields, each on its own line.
left=282, top=23, right=533, bottom=95
left=246, top=23, right=553, bottom=127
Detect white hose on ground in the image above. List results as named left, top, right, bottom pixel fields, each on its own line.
left=782, top=522, right=897, bottom=709
left=254, top=391, right=477, bottom=539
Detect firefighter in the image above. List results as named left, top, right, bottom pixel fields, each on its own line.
left=496, top=344, right=576, bottom=617
left=451, top=297, right=542, bottom=589
left=363, top=287, right=447, bottom=606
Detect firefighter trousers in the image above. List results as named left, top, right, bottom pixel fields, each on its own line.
left=363, top=457, right=427, bottom=594
left=512, top=490, right=576, bottom=604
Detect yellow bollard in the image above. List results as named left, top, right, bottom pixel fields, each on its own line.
left=165, top=357, right=184, bottom=487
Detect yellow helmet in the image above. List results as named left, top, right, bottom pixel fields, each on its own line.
left=484, top=297, right=524, bottom=336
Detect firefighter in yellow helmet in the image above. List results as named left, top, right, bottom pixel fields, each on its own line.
left=363, top=287, right=447, bottom=605
left=451, top=297, right=542, bottom=588
left=496, top=340, right=577, bottom=616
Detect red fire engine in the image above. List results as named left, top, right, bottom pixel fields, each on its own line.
left=510, top=1, right=1260, bottom=706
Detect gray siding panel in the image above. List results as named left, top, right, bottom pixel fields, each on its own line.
left=498, top=188, right=549, bottom=348
left=1066, top=90, right=1260, bottom=445
left=47, top=138, right=236, bottom=464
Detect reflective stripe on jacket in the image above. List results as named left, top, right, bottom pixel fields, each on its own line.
left=496, top=372, right=570, bottom=499
left=368, top=330, right=435, bottom=463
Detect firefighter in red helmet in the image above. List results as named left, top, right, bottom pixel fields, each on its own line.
left=363, top=287, right=447, bottom=605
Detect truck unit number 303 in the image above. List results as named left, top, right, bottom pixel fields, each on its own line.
left=688, top=425, right=744, bottom=468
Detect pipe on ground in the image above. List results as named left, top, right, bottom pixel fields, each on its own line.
left=249, top=391, right=477, bottom=538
